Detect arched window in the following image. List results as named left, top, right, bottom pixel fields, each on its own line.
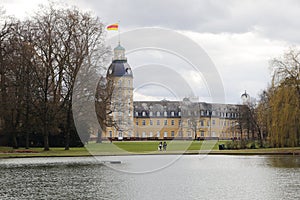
left=157, top=111, right=160, bottom=117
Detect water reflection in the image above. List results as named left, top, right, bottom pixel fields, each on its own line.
left=266, top=156, right=300, bottom=168
left=0, top=155, right=299, bottom=200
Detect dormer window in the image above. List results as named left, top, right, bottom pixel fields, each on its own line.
left=157, top=111, right=160, bottom=117
left=164, top=111, right=167, bottom=117
left=126, top=68, right=131, bottom=74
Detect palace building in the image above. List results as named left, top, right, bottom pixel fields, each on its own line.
left=103, top=43, right=245, bottom=141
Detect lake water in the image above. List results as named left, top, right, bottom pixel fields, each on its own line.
left=0, top=155, right=299, bottom=200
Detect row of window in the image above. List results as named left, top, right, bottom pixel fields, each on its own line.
left=135, top=110, right=239, bottom=118
left=136, top=119, right=179, bottom=126
left=108, top=130, right=239, bottom=138
left=135, top=119, right=236, bottom=127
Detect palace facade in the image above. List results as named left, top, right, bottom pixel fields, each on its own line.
left=103, top=43, right=246, bottom=141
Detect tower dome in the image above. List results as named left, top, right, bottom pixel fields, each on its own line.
left=241, top=90, right=250, bottom=104
left=107, top=43, right=132, bottom=78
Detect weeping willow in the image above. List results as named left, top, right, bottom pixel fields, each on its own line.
left=268, top=82, right=300, bottom=147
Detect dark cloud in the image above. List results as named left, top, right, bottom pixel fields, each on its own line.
left=72, top=0, right=300, bottom=44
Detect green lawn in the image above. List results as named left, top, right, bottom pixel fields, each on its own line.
left=0, top=141, right=299, bottom=158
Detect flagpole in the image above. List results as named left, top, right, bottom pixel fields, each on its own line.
left=118, top=20, right=120, bottom=45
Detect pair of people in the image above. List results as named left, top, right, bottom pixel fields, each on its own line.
left=158, top=141, right=167, bottom=151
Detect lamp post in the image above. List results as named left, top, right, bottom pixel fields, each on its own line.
left=209, top=110, right=212, bottom=139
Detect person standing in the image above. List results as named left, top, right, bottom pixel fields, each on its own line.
left=158, top=142, right=162, bottom=151
left=163, top=141, right=167, bottom=151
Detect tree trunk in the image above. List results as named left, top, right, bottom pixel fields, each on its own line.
left=43, top=121, right=49, bottom=151
left=65, top=102, right=72, bottom=150
left=25, top=131, right=29, bottom=149
left=96, top=129, right=102, bottom=143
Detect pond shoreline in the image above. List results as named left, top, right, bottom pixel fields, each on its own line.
left=1, top=148, right=299, bottom=159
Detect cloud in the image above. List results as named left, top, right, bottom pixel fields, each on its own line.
left=66, top=0, right=300, bottom=44
left=181, top=31, right=290, bottom=103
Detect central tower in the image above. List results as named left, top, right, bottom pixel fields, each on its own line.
left=106, top=43, right=134, bottom=139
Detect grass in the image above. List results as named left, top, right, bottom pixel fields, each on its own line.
left=0, top=141, right=299, bottom=158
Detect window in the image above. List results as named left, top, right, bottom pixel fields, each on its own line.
left=178, top=120, right=182, bottom=126
left=171, top=120, right=175, bottom=125
left=164, top=132, right=168, bottom=137
left=136, top=121, right=138, bottom=125
left=149, top=111, right=153, bottom=117
left=200, top=120, right=204, bottom=127
left=201, top=110, right=204, bottom=116
left=171, top=111, right=175, bottom=116
left=157, top=131, right=160, bottom=138
left=142, top=120, right=146, bottom=126
left=171, top=131, right=175, bottom=137
left=109, top=131, right=112, bottom=137
left=149, top=132, right=153, bottom=137
left=179, top=131, right=183, bottom=137
left=164, top=111, right=167, bottom=117
left=128, top=131, right=132, bottom=137
left=187, top=131, right=191, bottom=137
left=212, top=131, right=216, bottom=137
left=157, top=120, right=160, bottom=125
left=178, top=111, right=181, bottom=116
left=142, top=111, right=146, bottom=116
left=200, top=131, right=204, bottom=137
left=157, top=111, right=160, bottom=117
left=212, top=120, right=216, bottom=126
left=142, top=132, right=146, bottom=138
left=150, top=120, right=153, bottom=125
left=164, top=119, right=168, bottom=125
left=135, top=112, right=138, bottom=116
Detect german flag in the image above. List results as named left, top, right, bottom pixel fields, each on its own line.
left=107, top=23, right=118, bottom=31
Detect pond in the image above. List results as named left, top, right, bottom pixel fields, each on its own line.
left=0, top=155, right=299, bottom=200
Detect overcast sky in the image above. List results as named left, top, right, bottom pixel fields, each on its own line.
left=2, top=0, right=300, bottom=104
